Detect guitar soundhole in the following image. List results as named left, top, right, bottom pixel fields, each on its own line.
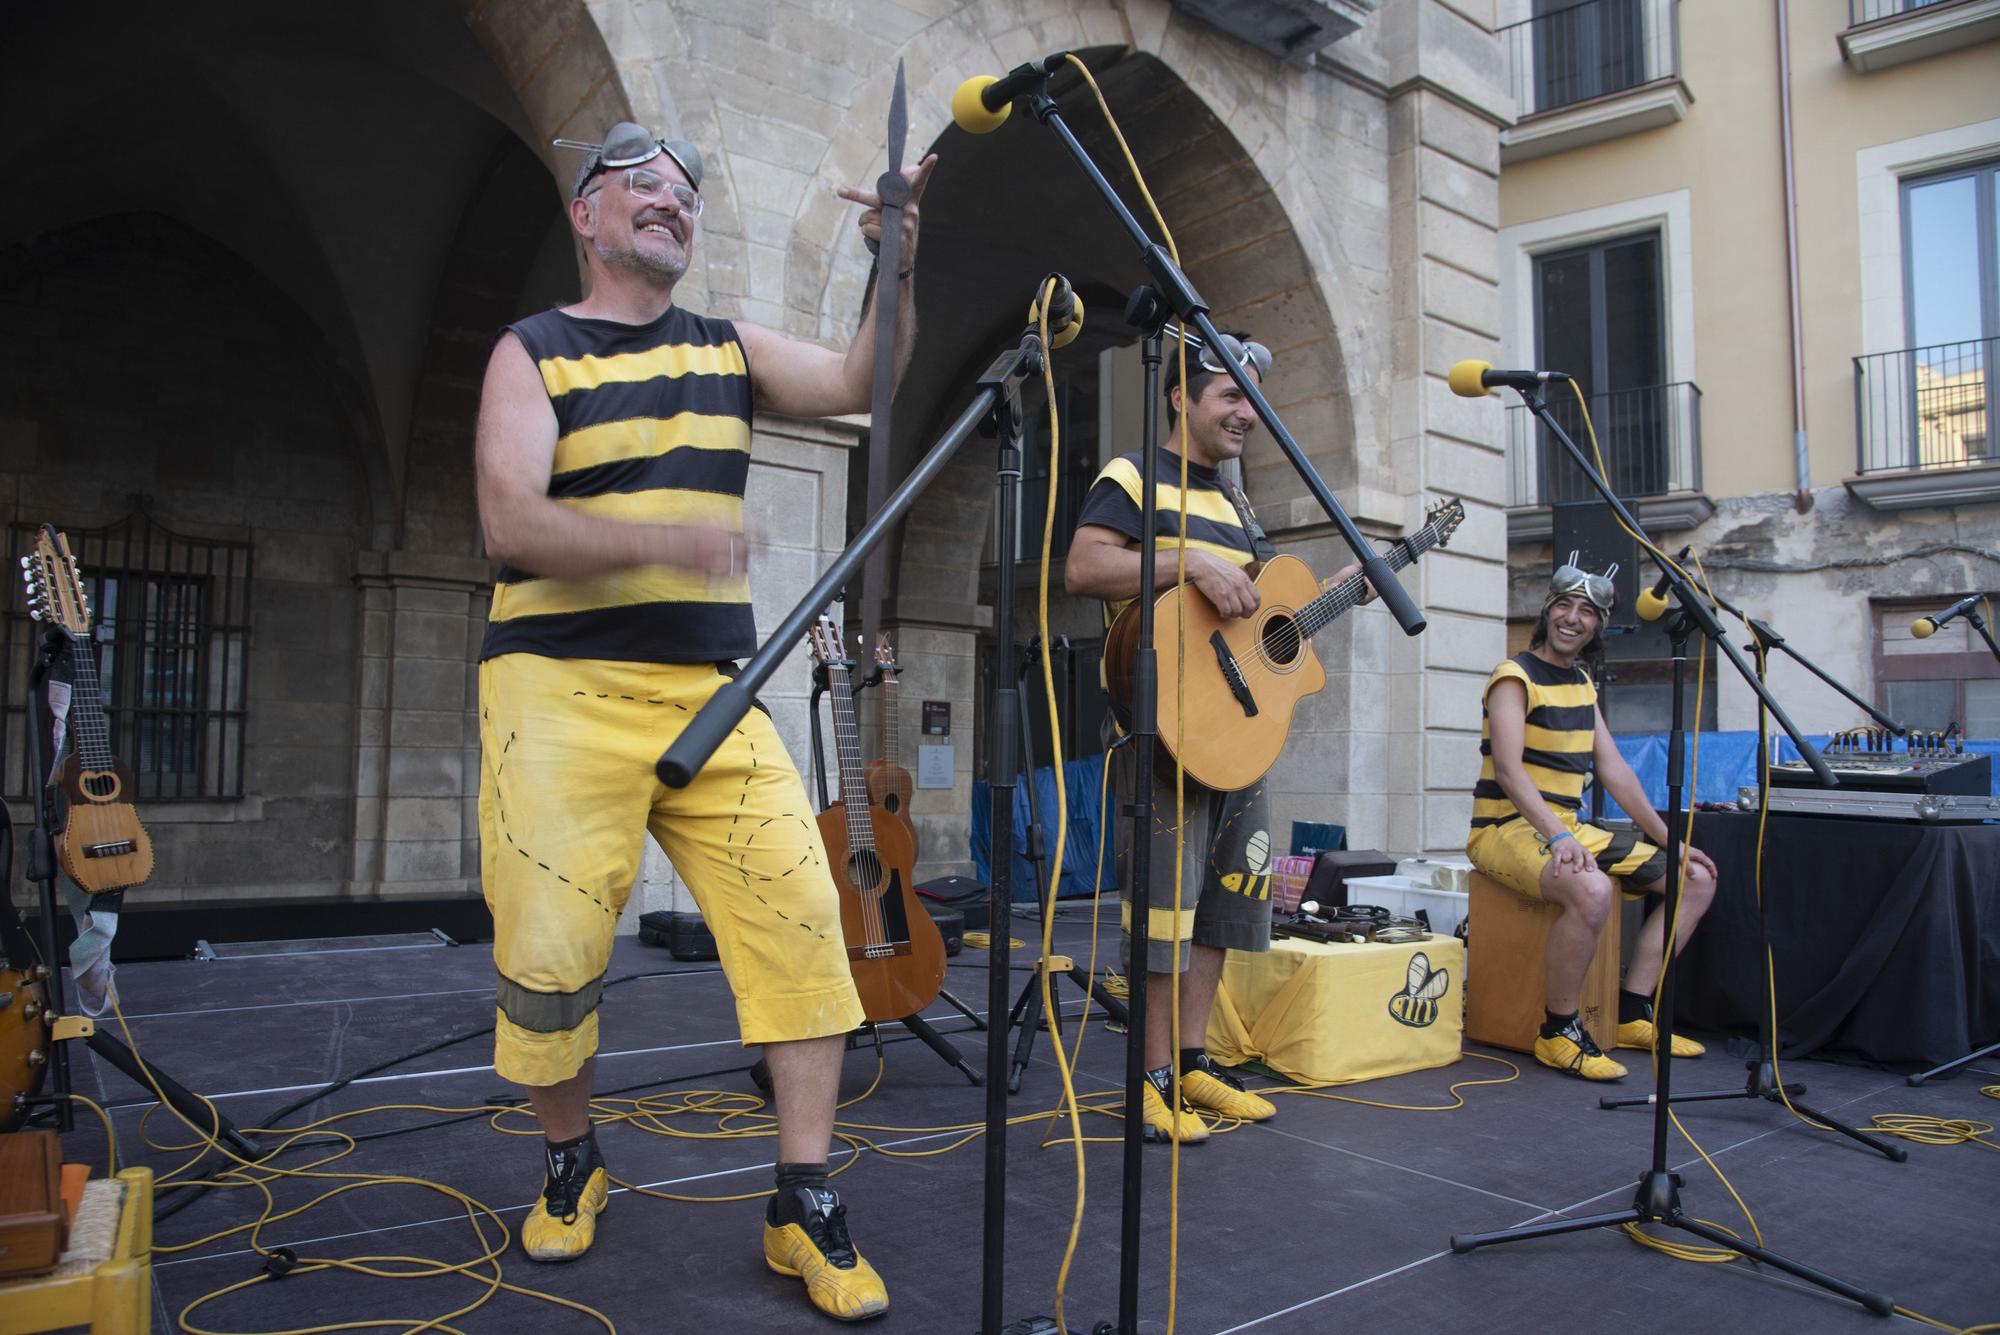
left=82, top=771, right=121, bottom=800
left=846, top=849, right=883, bottom=895
left=1260, top=614, right=1304, bottom=667
left=883, top=793, right=900, bottom=815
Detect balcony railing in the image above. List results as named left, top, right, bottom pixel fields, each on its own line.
left=1501, top=0, right=1680, bottom=119
left=1849, top=0, right=1956, bottom=24
left=1506, top=381, right=1702, bottom=508
left=1854, top=337, right=1995, bottom=475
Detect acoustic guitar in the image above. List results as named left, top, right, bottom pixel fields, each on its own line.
left=809, top=617, right=945, bottom=1024
left=22, top=525, right=155, bottom=893
left=0, top=964, right=50, bottom=1132
left=1103, top=497, right=1465, bottom=792
left=862, top=634, right=919, bottom=854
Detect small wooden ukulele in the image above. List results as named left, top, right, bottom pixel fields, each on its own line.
left=22, top=525, right=154, bottom=893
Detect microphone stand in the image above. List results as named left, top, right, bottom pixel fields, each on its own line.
left=1967, top=604, right=2000, bottom=666
left=1601, top=596, right=1908, bottom=1161
left=1448, top=383, right=1893, bottom=1317
left=655, top=318, right=1062, bottom=1335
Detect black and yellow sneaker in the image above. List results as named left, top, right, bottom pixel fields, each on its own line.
left=1138, top=1064, right=1209, bottom=1143
left=1615, top=1018, right=1706, bottom=1058
left=1533, top=1017, right=1628, bottom=1081
left=763, top=1185, right=889, bottom=1322
left=1179, top=1053, right=1275, bottom=1122
left=520, top=1134, right=609, bottom=1262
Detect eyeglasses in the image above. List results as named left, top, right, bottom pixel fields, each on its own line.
left=587, top=168, right=703, bottom=218
left=1197, top=333, right=1273, bottom=380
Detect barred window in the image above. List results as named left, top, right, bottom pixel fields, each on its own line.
left=6, top=508, right=251, bottom=801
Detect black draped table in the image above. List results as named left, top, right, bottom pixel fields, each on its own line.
left=1675, top=811, right=2000, bottom=1067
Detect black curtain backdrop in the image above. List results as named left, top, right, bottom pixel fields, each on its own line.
left=1677, top=812, right=2000, bottom=1068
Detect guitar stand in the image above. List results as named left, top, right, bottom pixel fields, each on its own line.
left=798, top=661, right=982, bottom=1088
left=16, top=627, right=262, bottom=1158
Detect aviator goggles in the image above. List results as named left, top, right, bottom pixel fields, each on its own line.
left=1545, top=550, right=1617, bottom=618
left=1197, top=332, right=1274, bottom=380
left=555, top=121, right=705, bottom=201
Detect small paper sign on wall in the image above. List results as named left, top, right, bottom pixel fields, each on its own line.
left=917, top=743, right=954, bottom=789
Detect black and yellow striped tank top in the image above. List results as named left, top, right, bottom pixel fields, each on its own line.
left=480, top=304, right=755, bottom=664
left=1469, top=652, right=1598, bottom=829
left=1071, top=450, right=1268, bottom=628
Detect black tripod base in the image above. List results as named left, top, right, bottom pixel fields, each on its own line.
left=1906, top=1039, right=2000, bottom=1087
left=1600, top=1060, right=1906, bottom=1162
left=83, top=1025, right=263, bottom=1159
left=1451, top=1170, right=1894, bottom=1316
left=1005, top=961, right=1129, bottom=1095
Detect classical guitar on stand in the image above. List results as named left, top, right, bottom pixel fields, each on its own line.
left=809, top=617, right=944, bottom=1025
left=1103, top=497, right=1466, bottom=791
left=22, top=524, right=154, bottom=893
left=862, top=634, right=919, bottom=854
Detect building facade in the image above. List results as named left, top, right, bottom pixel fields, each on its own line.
left=1494, top=0, right=2000, bottom=739
left=0, top=0, right=1517, bottom=938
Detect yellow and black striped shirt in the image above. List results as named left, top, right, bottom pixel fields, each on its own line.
left=1072, top=450, right=1268, bottom=627
left=481, top=304, right=755, bottom=664
left=1470, top=652, right=1599, bottom=830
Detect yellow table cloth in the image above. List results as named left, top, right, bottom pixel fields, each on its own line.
left=1206, top=934, right=1463, bottom=1084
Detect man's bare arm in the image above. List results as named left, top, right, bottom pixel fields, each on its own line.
left=475, top=333, right=741, bottom=578
left=1063, top=523, right=1260, bottom=619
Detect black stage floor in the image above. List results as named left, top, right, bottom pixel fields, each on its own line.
left=50, top=914, right=2000, bottom=1334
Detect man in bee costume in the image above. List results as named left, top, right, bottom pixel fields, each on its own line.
left=473, top=120, right=933, bottom=1321
left=1467, top=555, right=1719, bottom=1080
left=1067, top=332, right=1371, bottom=1142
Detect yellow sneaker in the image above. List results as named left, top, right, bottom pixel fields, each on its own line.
left=1139, top=1075, right=1210, bottom=1143
left=1180, top=1056, right=1276, bottom=1122
left=1616, top=1018, right=1706, bottom=1058
left=763, top=1186, right=889, bottom=1322
left=1534, top=1021, right=1628, bottom=1082
left=520, top=1160, right=609, bottom=1262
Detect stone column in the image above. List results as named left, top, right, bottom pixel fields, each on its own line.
left=350, top=550, right=493, bottom=900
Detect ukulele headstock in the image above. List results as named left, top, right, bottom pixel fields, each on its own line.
left=20, top=525, right=92, bottom=640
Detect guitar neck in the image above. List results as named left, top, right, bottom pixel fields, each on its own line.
left=881, top=671, right=899, bottom=770
left=825, top=666, right=875, bottom=853
left=1294, top=527, right=1440, bottom=640
left=64, top=634, right=117, bottom=772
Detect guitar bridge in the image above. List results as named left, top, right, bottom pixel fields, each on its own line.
left=1209, top=631, right=1258, bottom=717
left=83, top=840, right=138, bottom=859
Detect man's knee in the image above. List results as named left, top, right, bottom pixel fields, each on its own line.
left=1545, top=866, right=1615, bottom=930
left=1680, top=859, right=1717, bottom=915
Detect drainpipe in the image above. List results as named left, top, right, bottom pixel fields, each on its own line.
left=1777, top=0, right=1813, bottom=512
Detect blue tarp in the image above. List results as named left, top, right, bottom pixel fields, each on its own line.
left=970, top=754, right=1117, bottom=901
left=1601, top=731, right=2000, bottom=821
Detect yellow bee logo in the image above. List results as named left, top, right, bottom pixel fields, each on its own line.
left=1221, top=830, right=1273, bottom=900
left=1388, top=952, right=1451, bottom=1028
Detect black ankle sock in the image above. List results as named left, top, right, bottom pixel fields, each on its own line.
left=1540, top=1009, right=1579, bottom=1040
left=543, top=1128, right=599, bottom=1182
left=771, top=1162, right=832, bottom=1225
left=1619, top=989, right=1655, bottom=1024
left=1178, top=1047, right=1208, bottom=1076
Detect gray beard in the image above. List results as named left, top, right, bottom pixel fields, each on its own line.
left=595, top=235, right=687, bottom=284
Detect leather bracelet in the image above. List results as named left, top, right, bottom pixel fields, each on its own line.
left=898, top=266, right=915, bottom=279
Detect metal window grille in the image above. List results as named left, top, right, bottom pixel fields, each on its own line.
left=1853, top=338, right=1995, bottom=474
left=1505, top=382, right=1703, bottom=507
left=1848, top=0, right=1955, bottom=27
left=1501, top=0, right=1681, bottom=119
left=5, top=506, right=252, bottom=801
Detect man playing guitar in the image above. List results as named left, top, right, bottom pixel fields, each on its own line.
left=1065, top=332, right=1369, bottom=1142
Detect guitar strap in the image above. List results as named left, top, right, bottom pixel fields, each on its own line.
left=1220, top=479, right=1278, bottom=563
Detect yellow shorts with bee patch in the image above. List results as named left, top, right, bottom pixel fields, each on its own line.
left=1466, top=815, right=1666, bottom=902
left=478, top=654, right=864, bottom=1088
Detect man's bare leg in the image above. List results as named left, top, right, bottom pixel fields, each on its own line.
left=525, top=1057, right=595, bottom=1142
left=762, top=1033, right=845, bottom=1162
left=1144, top=943, right=1225, bottom=1070
left=1539, top=864, right=1613, bottom=1014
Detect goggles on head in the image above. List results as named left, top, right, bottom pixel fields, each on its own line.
left=1196, top=332, right=1274, bottom=380
left=1545, top=550, right=1617, bottom=618
left=555, top=122, right=705, bottom=200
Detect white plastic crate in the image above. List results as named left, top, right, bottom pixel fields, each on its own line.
left=1343, top=873, right=1468, bottom=940
left=1395, top=856, right=1473, bottom=893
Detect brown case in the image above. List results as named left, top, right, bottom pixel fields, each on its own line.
left=0, top=1127, right=68, bottom=1278
left=1464, top=871, right=1621, bottom=1055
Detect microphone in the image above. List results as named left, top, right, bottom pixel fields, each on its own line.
left=1635, top=546, right=1694, bottom=622
left=1911, top=594, right=1984, bottom=639
left=1026, top=273, right=1085, bottom=349
left=1447, top=359, right=1572, bottom=398
left=951, top=54, right=1069, bottom=134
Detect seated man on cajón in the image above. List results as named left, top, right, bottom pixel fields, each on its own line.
left=1466, top=554, right=1718, bottom=1080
